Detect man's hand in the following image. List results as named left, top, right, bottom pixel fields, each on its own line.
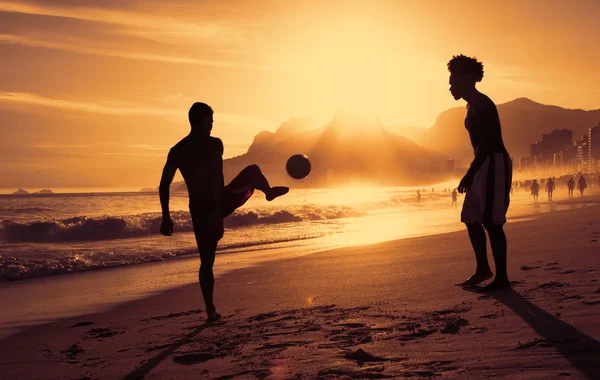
left=458, top=173, right=474, bottom=194
left=160, top=217, right=174, bottom=236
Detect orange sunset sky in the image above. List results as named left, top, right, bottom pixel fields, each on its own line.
left=1, top=0, right=599, bottom=191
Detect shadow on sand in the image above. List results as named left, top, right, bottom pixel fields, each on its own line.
left=122, top=322, right=211, bottom=380
left=471, top=288, right=600, bottom=379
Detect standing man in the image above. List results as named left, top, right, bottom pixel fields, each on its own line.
left=577, top=175, right=587, bottom=196
left=567, top=177, right=575, bottom=199
left=545, top=177, right=555, bottom=201
left=531, top=179, right=540, bottom=202
left=448, top=55, right=512, bottom=292
left=159, top=102, right=289, bottom=322
left=451, top=188, right=458, bottom=206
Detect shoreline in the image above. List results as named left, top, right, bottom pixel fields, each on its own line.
left=0, top=199, right=599, bottom=378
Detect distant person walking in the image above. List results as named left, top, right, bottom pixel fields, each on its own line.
left=159, top=102, right=289, bottom=322
left=451, top=188, right=458, bottom=206
left=531, top=179, right=540, bottom=202
left=545, top=177, right=555, bottom=201
left=449, top=55, right=512, bottom=292
left=577, top=175, right=587, bottom=196
left=417, top=190, right=421, bottom=205
left=567, top=177, right=575, bottom=198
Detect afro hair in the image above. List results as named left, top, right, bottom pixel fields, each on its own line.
left=447, top=55, right=484, bottom=82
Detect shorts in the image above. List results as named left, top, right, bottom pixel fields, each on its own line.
left=461, top=153, right=512, bottom=226
left=189, top=169, right=256, bottom=245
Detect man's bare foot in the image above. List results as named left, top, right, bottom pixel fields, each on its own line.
left=456, top=270, right=493, bottom=287
left=480, top=278, right=511, bottom=293
left=206, top=311, right=222, bottom=323
left=266, top=186, right=289, bottom=201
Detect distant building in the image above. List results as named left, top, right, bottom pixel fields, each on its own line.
left=530, top=141, right=543, bottom=158
left=530, top=141, right=544, bottom=170
left=590, top=124, right=600, bottom=170
left=576, top=135, right=589, bottom=171
left=519, top=157, right=531, bottom=170
left=528, top=129, right=573, bottom=172
left=542, top=129, right=572, bottom=159
left=558, top=146, right=578, bottom=173
left=445, top=159, right=455, bottom=172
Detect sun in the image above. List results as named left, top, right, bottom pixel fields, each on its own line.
left=278, top=16, right=424, bottom=126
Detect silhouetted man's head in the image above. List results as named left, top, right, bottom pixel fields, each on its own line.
left=447, top=55, right=484, bottom=101
left=189, top=102, right=214, bottom=136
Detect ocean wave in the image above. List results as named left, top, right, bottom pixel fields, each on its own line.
left=0, top=205, right=364, bottom=243
left=0, top=235, right=322, bottom=281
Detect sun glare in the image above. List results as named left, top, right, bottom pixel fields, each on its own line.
left=282, top=17, right=422, bottom=124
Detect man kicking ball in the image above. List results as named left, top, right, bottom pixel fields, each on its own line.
left=448, top=55, right=512, bottom=292
left=159, top=102, right=289, bottom=322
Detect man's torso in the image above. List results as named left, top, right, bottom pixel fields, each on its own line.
left=170, top=135, right=224, bottom=201
left=465, top=95, right=507, bottom=156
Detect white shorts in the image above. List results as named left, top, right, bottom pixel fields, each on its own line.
left=461, top=153, right=512, bottom=226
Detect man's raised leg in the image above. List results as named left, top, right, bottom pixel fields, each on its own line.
left=458, top=223, right=493, bottom=286
left=228, top=164, right=288, bottom=202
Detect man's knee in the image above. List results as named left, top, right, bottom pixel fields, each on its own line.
left=200, top=261, right=214, bottom=272
left=483, top=223, right=503, bottom=233
left=245, top=164, right=261, bottom=175
left=465, top=223, right=484, bottom=232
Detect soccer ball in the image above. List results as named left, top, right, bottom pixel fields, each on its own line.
left=286, top=154, right=311, bottom=179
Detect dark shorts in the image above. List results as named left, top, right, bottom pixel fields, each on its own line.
left=189, top=169, right=256, bottom=247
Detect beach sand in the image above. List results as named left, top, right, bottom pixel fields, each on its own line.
left=0, top=197, right=599, bottom=379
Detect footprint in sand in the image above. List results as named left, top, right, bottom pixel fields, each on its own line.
left=514, top=339, right=553, bottom=350
left=256, top=341, right=305, bottom=350
left=61, top=344, right=84, bottom=360
left=172, top=352, right=214, bottom=365
left=335, top=322, right=366, bottom=328
left=344, top=348, right=389, bottom=365
left=544, top=262, right=562, bottom=271
left=560, top=295, right=582, bottom=301
left=558, top=270, right=577, bottom=274
left=429, top=304, right=471, bottom=317
left=86, top=327, right=123, bottom=339
left=582, top=299, right=600, bottom=305
left=143, top=309, right=202, bottom=322
left=69, top=321, right=95, bottom=328
left=479, top=313, right=498, bottom=319
left=536, top=281, right=567, bottom=289
left=145, top=343, right=172, bottom=352
left=520, top=265, right=541, bottom=271
left=399, top=328, right=438, bottom=341
left=440, top=318, right=469, bottom=334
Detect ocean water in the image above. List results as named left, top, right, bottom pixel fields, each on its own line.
left=0, top=185, right=560, bottom=281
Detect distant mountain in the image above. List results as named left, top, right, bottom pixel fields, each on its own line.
left=139, top=187, right=156, bottom=193
left=12, top=188, right=29, bottom=195
left=39, top=189, right=54, bottom=194
left=420, top=98, right=600, bottom=164
left=223, top=113, right=448, bottom=187
left=385, top=124, right=427, bottom=142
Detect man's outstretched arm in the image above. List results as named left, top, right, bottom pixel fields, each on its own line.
left=159, top=150, right=177, bottom=236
